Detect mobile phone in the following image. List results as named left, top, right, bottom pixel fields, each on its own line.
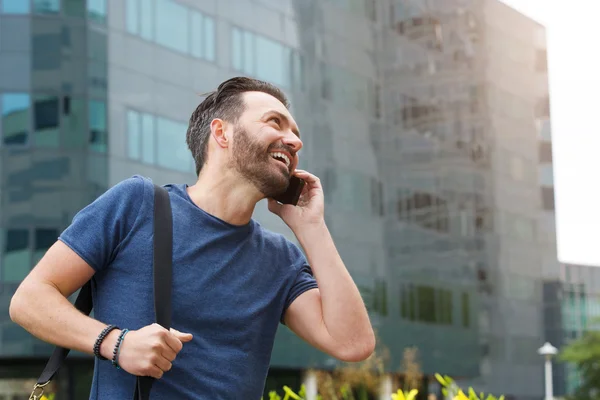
left=272, top=176, right=305, bottom=206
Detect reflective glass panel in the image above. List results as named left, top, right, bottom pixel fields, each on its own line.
left=2, top=0, right=30, bottom=13
left=89, top=100, right=107, bottom=152
left=64, top=0, right=85, bottom=17
left=63, top=96, right=87, bottom=148
left=155, top=0, right=188, bottom=54
left=203, top=16, right=215, bottom=61
left=127, top=110, right=141, bottom=160
left=88, top=0, right=107, bottom=24
left=34, top=95, right=60, bottom=148
left=2, top=93, right=30, bottom=146
left=140, top=0, right=153, bottom=40
left=34, top=0, right=60, bottom=14
left=231, top=27, right=243, bottom=72
left=2, top=229, right=31, bottom=283
left=156, top=117, right=191, bottom=172
left=126, top=0, right=138, bottom=34
left=256, top=36, right=285, bottom=87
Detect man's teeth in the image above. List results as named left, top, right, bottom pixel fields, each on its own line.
left=270, top=152, right=290, bottom=167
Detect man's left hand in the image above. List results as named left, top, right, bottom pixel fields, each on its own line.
left=268, top=169, right=324, bottom=232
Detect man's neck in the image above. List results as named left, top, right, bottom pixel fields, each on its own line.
left=186, top=167, right=262, bottom=226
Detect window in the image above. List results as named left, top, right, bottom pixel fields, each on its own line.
left=34, top=0, right=60, bottom=14
left=127, top=110, right=156, bottom=163
left=126, top=0, right=153, bottom=40
left=190, top=11, right=216, bottom=61
left=34, top=228, right=57, bottom=265
left=88, top=0, right=107, bottom=24
left=231, top=27, right=303, bottom=90
left=535, top=49, right=548, bottom=72
left=34, top=95, right=60, bottom=148
left=156, top=116, right=192, bottom=172
left=438, top=289, right=453, bottom=325
left=461, top=292, right=470, bottom=328
left=2, top=93, right=30, bottom=146
left=2, top=0, right=30, bottom=13
left=155, top=0, right=188, bottom=54
left=541, top=186, right=555, bottom=210
left=417, top=285, right=436, bottom=323
left=63, top=96, right=87, bottom=148
left=127, top=110, right=141, bottom=160
left=89, top=100, right=107, bottom=152
left=321, top=63, right=371, bottom=112
left=539, top=141, right=552, bottom=163
left=2, top=229, right=31, bottom=283
left=64, top=0, right=85, bottom=17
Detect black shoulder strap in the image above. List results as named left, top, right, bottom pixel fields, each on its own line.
left=31, top=183, right=173, bottom=400
left=134, top=184, right=173, bottom=400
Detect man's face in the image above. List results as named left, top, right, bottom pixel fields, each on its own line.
left=229, top=92, right=302, bottom=198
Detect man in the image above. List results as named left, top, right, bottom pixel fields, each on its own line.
left=10, top=77, right=375, bottom=399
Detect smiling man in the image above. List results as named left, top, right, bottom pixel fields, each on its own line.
left=10, top=77, right=375, bottom=399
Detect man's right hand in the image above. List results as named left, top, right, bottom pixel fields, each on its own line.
left=100, top=323, right=193, bottom=379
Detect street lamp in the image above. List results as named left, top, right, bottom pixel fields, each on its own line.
left=538, top=342, right=558, bottom=400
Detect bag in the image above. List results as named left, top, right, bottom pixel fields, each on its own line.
left=29, top=184, right=173, bottom=400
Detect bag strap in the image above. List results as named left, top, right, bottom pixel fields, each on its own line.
left=30, top=184, right=173, bottom=400
left=133, top=184, right=173, bottom=400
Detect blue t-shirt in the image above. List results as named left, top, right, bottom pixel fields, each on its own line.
left=58, top=175, right=318, bottom=399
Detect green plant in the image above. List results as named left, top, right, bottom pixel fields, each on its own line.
left=434, top=373, right=505, bottom=400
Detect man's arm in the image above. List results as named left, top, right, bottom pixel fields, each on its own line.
left=283, top=222, right=375, bottom=362
left=9, top=241, right=192, bottom=379
left=268, top=170, right=375, bottom=362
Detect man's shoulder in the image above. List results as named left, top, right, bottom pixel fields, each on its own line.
left=252, top=222, right=305, bottom=261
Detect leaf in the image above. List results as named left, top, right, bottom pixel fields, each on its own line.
left=435, top=373, right=447, bottom=386
left=442, top=388, right=449, bottom=397
left=469, top=387, right=478, bottom=399
left=283, top=386, right=302, bottom=400
left=406, top=389, right=419, bottom=400
left=299, top=384, right=307, bottom=398
left=444, top=375, right=454, bottom=385
left=454, top=390, right=469, bottom=400
left=499, top=396, right=505, bottom=400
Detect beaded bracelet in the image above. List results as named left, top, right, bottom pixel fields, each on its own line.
left=93, top=324, right=119, bottom=360
left=112, top=329, right=130, bottom=369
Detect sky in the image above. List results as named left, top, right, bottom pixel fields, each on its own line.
left=499, top=0, right=600, bottom=267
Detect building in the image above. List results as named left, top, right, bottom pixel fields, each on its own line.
left=0, top=0, right=556, bottom=399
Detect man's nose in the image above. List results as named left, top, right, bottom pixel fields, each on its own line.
left=283, top=132, right=302, bottom=153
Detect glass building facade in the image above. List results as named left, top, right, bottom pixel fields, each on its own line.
left=0, top=0, right=567, bottom=399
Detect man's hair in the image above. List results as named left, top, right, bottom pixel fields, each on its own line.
left=186, top=76, right=290, bottom=175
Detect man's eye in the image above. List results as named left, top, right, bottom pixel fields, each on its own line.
left=269, top=117, right=281, bottom=125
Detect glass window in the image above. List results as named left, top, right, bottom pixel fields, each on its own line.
left=539, top=141, right=553, bottom=163
left=231, top=27, right=243, bottom=72
left=34, top=0, right=60, bottom=14
left=33, top=228, right=58, bottom=265
left=541, top=186, right=555, bottom=211
left=88, top=0, right=107, bottom=24
left=126, top=0, right=139, bottom=34
left=63, top=96, right=87, bottom=148
left=89, top=100, right=107, bottom=152
left=127, top=110, right=141, bottom=160
left=461, top=292, right=470, bottom=328
left=2, top=229, right=31, bottom=283
left=190, top=12, right=215, bottom=61
left=140, top=0, right=153, bottom=40
left=2, top=93, right=30, bottom=146
left=2, top=0, right=30, bottom=13
left=203, top=16, right=215, bottom=61
left=64, top=0, right=85, bottom=17
left=34, top=95, right=60, bottom=148
left=156, top=116, right=191, bottom=172
left=256, top=36, right=285, bottom=87
left=141, top=113, right=155, bottom=163
left=190, top=11, right=204, bottom=59
left=417, top=285, right=436, bottom=323
left=155, top=0, right=188, bottom=54
left=539, top=164, right=554, bottom=187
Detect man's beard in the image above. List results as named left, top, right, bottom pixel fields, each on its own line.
left=230, top=125, right=291, bottom=198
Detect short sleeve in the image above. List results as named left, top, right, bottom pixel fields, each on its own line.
left=58, top=176, right=147, bottom=272
left=281, top=245, right=319, bottom=323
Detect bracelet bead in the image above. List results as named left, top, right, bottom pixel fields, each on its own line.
left=93, top=324, right=119, bottom=360
left=112, top=329, right=130, bottom=369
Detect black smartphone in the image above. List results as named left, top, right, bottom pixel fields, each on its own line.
left=272, top=176, right=305, bottom=206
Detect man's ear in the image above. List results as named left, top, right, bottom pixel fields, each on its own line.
left=210, top=118, right=229, bottom=148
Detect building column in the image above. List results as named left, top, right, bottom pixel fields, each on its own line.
left=303, top=370, right=318, bottom=400
left=379, top=374, right=393, bottom=400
